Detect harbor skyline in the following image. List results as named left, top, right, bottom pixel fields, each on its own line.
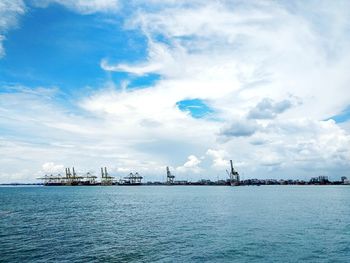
left=1, top=1, right=350, bottom=183
left=34, top=163, right=349, bottom=187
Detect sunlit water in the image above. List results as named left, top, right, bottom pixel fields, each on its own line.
left=0, top=186, right=349, bottom=262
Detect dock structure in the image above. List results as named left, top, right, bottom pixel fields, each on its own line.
left=227, top=160, right=240, bottom=186
left=166, top=166, right=175, bottom=184
left=101, top=167, right=114, bottom=185
left=38, top=174, right=65, bottom=186
left=121, top=172, right=143, bottom=185
left=84, top=172, right=98, bottom=185
left=66, top=167, right=84, bottom=185
left=38, top=167, right=98, bottom=186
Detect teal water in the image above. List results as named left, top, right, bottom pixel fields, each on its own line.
left=0, top=186, right=349, bottom=262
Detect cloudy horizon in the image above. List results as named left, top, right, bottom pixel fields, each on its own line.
left=1, top=0, right=350, bottom=183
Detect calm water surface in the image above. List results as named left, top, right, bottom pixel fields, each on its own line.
left=0, top=186, right=349, bottom=262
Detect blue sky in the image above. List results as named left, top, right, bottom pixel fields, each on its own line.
left=1, top=0, right=350, bottom=182
left=0, top=3, right=149, bottom=92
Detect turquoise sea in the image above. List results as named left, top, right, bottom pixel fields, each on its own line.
left=0, top=186, right=349, bottom=262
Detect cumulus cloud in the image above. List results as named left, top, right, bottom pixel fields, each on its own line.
left=248, top=98, right=292, bottom=119
left=256, top=118, right=350, bottom=169
left=183, top=155, right=201, bottom=168
left=176, top=155, right=202, bottom=174
left=259, top=154, right=283, bottom=167
left=220, top=119, right=259, bottom=138
left=42, top=162, right=64, bottom=173
left=110, top=0, right=350, bottom=177
left=206, top=149, right=228, bottom=168
left=0, top=86, right=214, bottom=182
left=119, top=0, right=350, bottom=121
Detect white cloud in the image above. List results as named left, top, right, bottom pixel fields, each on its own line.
left=0, top=86, right=213, bottom=182
left=100, top=39, right=170, bottom=75
left=115, top=1, right=350, bottom=122
left=220, top=118, right=259, bottom=138
left=32, top=0, right=120, bottom=14
left=183, top=155, right=200, bottom=168
left=0, top=0, right=25, bottom=58
left=118, top=1, right=350, bottom=174
left=176, top=155, right=202, bottom=174
left=248, top=98, right=293, bottom=120
left=42, top=162, right=64, bottom=173
left=0, top=35, right=4, bottom=57
left=206, top=149, right=229, bottom=169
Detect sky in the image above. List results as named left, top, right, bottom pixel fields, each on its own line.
left=1, top=0, right=350, bottom=183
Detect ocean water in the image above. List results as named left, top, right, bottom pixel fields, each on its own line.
left=0, top=186, right=349, bottom=262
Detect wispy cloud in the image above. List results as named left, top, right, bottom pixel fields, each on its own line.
left=31, top=0, right=120, bottom=14
left=0, top=0, right=25, bottom=57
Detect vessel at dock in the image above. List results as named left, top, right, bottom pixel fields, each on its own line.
left=119, top=172, right=143, bottom=185
left=38, top=167, right=100, bottom=186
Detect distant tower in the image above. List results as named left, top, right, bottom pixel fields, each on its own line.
left=229, top=160, right=240, bottom=186
left=166, top=166, right=175, bottom=184
left=101, top=167, right=113, bottom=185
left=66, top=168, right=72, bottom=178
left=72, top=167, right=77, bottom=178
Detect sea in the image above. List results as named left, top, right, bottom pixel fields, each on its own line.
left=0, top=185, right=349, bottom=262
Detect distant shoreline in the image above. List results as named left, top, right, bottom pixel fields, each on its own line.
left=0, top=183, right=43, bottom=186
left=0, top=183, right=349, bottom=187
